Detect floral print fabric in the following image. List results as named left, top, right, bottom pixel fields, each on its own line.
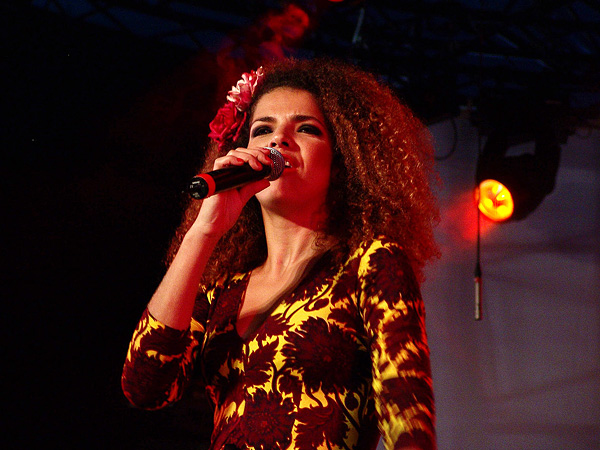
left=122, top=238, right=436, bottom=450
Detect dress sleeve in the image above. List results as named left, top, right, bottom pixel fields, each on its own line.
left=121, top=295, right=208, bottom=410
left=357, top=239, right=436, bottom=450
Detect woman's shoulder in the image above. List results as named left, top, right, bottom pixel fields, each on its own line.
left=348, top=236, right=414, bottom=278
left=351, top=235, right=405, bottom=261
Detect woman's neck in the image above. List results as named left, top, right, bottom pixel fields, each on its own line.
left=259, top=209, right=332, bottom=277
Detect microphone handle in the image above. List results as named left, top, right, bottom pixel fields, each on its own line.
left=188, top=164, right=271, bottom=200
left=474, top=262, right=482, bottom=320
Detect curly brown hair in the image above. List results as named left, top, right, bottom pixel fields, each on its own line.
left=168, top=57, right=439, bottom=283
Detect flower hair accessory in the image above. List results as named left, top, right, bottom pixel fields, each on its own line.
left=208, top=67, right=265, bottom=150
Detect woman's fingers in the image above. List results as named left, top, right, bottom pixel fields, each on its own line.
left=214, top=147, right=273, bottom=171
left=191, top=147, right=274, bottom=236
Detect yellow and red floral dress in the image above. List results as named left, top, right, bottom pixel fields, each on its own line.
left=122, top=238, right=436, bottom=450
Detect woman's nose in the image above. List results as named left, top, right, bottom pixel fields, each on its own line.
left=270, top=129, right=291, bottom=149
left=269, top=137, right=290, bottom=149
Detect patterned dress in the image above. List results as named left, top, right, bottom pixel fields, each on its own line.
left=122, top=237, right=436, bottom=450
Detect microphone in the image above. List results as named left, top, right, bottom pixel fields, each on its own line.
left=187, top=147, right=286, bottom=199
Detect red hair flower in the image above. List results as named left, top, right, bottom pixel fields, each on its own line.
left=208, top=102, right=246, bottom=148
left=208, top=67, right=264, bottom=150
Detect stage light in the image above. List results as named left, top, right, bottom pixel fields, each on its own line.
left=477, top=179, right=514, bottom=221
left=475, top=128, right=561, bottom=222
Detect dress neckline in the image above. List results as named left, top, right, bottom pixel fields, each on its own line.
left=234, top=249, right=334, bottom=342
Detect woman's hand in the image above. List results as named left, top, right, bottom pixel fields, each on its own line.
left=146, top=147, right=273, bottom=330
left=191, top=147, right=274, bottom=238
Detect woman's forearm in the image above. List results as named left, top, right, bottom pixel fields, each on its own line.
left=147, top=225, right=220, bottom=330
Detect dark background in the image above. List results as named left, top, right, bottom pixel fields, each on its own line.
left=4, top=7, right=215, bottom=448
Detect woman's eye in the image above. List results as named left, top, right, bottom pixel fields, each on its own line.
left=299, top=124, right=322, bottom=135
left=251, top=126, right=271, bottom=137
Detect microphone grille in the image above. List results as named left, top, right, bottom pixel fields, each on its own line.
left=265, top=147, right=285, bottom=181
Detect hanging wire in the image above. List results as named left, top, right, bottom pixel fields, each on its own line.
left=475, top=124, right=483, bottom=321
left=474, top=0, right=485, bottom=321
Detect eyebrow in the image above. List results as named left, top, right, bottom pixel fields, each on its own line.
left=251, top=114, right=325, bottom=127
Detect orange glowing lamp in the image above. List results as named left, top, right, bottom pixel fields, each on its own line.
left=477, top=179, right=515, bottom=221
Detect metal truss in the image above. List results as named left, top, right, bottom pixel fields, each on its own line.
left=12, top=0, right=600, bottom=125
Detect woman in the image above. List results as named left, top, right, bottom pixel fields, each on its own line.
left=122, top=58, right=439, bottom=450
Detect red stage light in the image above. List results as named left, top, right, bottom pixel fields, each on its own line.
left=475, top=124, right=561, bottom=222
left=477, top=179, right=514, bottom=222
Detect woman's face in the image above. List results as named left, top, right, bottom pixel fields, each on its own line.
left=248, top=87, right=333, bottom=215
